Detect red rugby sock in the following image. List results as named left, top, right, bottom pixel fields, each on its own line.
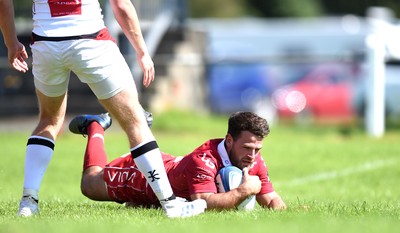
left=83, top=123, right=108, bottom=171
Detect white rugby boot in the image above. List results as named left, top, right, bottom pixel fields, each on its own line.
left=161, top=197, right=207, bottom=218
left=17, top=195, right=39, bottom=217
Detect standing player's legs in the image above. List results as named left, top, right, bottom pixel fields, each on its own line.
left=17, top=90, right=68, bottom=217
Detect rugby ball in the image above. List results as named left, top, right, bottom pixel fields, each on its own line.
left=215, top=166, right=256, bottom=211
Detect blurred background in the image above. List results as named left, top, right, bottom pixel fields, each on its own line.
left=1, top=0, right=399, bottom=135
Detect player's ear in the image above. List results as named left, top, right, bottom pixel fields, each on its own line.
left=225, top=134, right=233, bottom=149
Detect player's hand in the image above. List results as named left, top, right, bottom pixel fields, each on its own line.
left=137, top=53, right=155, bottom=87
left=8, top=41, right=28, bottom=73
left=268, top=197, right=287, bottom=210
left=240, top=167, right=261, bottom=195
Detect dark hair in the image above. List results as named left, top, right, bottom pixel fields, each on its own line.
left=227, top=112, right=270, bottom=140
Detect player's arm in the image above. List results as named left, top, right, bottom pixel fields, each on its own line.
left=190, top=168, right=261, bottom=210
left=253, top=154, right=286, bottom=210
left=256, top=191, right=286, bottom=210
left=0, top=0, right=28, bottom=72
left=109, top=0, right=154, bottom=87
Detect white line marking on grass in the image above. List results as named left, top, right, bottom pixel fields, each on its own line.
left=277, top=158, right=398, bottom=187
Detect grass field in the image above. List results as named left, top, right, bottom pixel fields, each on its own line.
left=0, top=111, right=399, bottom=233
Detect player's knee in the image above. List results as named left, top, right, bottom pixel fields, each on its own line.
left=80, top=176, right=96, bottom=200
left=80, top=180, right=90, bottom=198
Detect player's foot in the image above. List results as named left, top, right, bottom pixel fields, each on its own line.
left=17, top=196, right=39, bottom=217
left=69, top=113, right=112, bottom=136
left=161, top=197, right=207, bottom=218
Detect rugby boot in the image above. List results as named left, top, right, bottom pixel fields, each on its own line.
left=161, top=197, right=207, bottom=218
left=17, top=195, right=39, bottom=217
left=69, top=113, right=112, bottom=136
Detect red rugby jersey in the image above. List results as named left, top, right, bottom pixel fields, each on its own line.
left=104, top=139, right=275, bottom=206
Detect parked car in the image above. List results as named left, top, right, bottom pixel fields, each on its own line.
left=271, top=62, right=361, bottom=123
left=207, top=62, right=310, bottom=114
left=208, top=62, right=271, bottom=113
left=353, top=64, right=400, bottom=120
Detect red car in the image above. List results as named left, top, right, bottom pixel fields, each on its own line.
left=271, top=62, right=361, bottom=123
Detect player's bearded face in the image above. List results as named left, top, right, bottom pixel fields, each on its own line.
left=227, top=131, right=263, bottom=169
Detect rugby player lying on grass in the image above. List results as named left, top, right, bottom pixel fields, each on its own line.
left=69, top=111, right=286, bottom=214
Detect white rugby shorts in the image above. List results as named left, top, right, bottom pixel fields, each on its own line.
left=31, top=39, right=135, bottom=99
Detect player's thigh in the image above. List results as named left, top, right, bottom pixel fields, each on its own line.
left=99, top=85, right=140, bottom=115
left=35, top=90, right=68, bottom=119
left=69, top=40, right=136, bottom=100
left=31, top=41, right=71, bottom=97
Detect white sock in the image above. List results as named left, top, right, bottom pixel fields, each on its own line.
left=23, top=136, right=54, bottom=198
left=131, top=141, right=174, bottom=201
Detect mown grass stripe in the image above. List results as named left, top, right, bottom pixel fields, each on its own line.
left=277, top=158, right=399, bottom=187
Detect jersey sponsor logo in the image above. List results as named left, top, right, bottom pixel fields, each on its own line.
left=107, top=168, right=138, bottom=184
left=48, top=0, right=82, bottom=17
